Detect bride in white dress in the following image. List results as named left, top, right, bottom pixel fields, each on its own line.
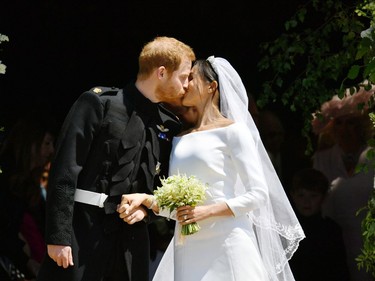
left=118, top=56, right=305, bottom=281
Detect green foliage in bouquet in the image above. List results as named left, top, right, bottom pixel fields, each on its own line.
left=154, top=174, right=208, bottom=235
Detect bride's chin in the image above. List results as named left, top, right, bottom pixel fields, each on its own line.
left=181, top=97, right=193, bottom=107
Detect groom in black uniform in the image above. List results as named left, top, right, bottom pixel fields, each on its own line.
left=36, top=36, right=195, bottom=281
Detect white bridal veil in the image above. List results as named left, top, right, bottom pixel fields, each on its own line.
left=208, top=56, right=305, bottom=281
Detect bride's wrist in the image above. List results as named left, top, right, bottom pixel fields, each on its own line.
left=145, top=195, right=156, bottom=209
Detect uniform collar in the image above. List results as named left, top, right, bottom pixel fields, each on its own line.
left=123, top=83, right=159, bottom=116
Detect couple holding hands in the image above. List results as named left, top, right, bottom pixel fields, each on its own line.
left=37, top=36, right=304, bottom=281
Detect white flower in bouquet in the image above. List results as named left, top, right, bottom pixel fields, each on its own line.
left=154, top=173, right=207, bottom=235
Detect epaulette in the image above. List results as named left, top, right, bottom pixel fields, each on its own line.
left=88, top=86, right=120, bottom=96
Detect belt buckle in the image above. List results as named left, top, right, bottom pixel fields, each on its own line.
left=98, top=193, right=108, bottom=208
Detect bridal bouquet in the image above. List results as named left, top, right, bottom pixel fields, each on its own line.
left=154, top=173, right=207, bottom=235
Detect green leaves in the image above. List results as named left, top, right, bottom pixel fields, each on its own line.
left=348, top=65, right=361, bottom=80
left=356, top=189, right=375, bottom=278
left=181, top=222, right=201, bottom=236
left=257, top=0, right=375, bottom=154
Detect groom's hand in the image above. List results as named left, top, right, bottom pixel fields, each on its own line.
left=47, top=244, right=74, bottom=268
left=118, top=205, right=147, bottom=224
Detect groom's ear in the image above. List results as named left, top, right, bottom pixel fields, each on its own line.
left=157, top=66, right=167, bottom=79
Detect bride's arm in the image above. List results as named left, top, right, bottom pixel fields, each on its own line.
left=225, top=123, right=269, bottom=216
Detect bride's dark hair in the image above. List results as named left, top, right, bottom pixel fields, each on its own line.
left=193, top=59, right=219, bottom=87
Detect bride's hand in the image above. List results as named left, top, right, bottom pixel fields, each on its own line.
left=118, top=193, right=147, bottom=212
left=177, top=205, right=211, bottom=224
left=117, top=193, right=150, bottom=224
left=177, top=202, right=233, bottom=224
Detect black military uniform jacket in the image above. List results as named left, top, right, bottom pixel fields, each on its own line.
left=38, top=84, right=181, bottom=281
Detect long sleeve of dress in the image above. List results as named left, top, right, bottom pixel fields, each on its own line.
left=225, top=122, right=268, bottom=216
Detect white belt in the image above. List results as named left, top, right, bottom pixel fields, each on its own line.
left=74, top=189, right=108, bottom=208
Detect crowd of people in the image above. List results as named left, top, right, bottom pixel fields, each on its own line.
left=0, top=36, right=374, bottom=281
left=0, top=112, right=57, bottom=281
left=311, top=85, right=375, bottom=281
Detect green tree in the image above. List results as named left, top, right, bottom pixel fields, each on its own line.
left=257, top=0, right=374, bottom=152
left=257, top=0, right=375, bottom=276
left=356, top=111, right=375, bottom=277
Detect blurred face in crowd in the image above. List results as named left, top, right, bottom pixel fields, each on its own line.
left=332, top=114, right=362, bottom=143
left=31, top=132, right=55, bottom=170
left=291, top=188, right=325, bottom=217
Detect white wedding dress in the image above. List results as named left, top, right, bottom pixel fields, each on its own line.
left=153, top=122, right=271, bottom=281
